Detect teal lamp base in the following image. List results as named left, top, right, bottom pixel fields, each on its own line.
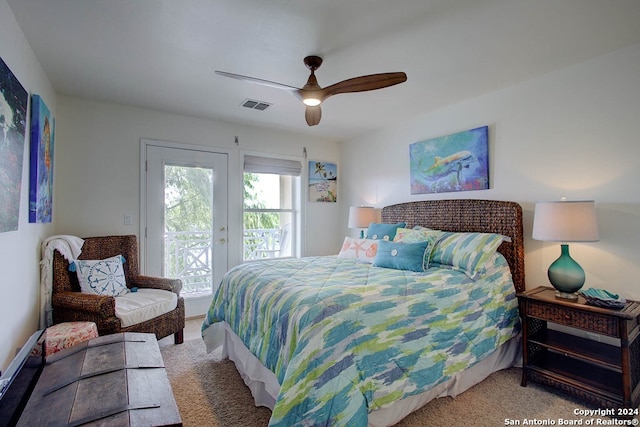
left=548, top=244, right=585, bottom=300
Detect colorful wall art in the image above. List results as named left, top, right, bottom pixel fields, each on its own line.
left=309, top=161, right=337, bottom=202
left=29, top=94, right=55, bottom=223
left=410, top=126, right=489, bottom=194
left=0, top=57, right=29, bottom=232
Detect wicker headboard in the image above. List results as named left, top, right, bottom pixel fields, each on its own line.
left=381, top=199, right=525, bottom=293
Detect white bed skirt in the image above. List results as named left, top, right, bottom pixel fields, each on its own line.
left=203, top=321, right=521, bottom=427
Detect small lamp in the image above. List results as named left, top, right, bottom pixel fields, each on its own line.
left=348, top=206, right=377, bottom=238
left=532, top=200, right=599, bottom=300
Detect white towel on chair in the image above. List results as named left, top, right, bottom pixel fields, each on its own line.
left=40, top=235, right=84, bottom=329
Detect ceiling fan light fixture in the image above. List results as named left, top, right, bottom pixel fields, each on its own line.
left=302, top=97, right=322, bottom=107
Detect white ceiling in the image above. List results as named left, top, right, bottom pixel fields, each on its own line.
left=7, top=0, right=640, bottom=141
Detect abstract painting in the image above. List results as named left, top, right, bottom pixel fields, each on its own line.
left=410, top=126, right=489, bottom=194
left=29, top=94, right=55, bottom=223
left=0, top=57, right=28, bottom=232
left=309, top=161, right=337, bottom=202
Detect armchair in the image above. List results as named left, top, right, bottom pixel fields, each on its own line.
left=51, top=235, right=185, bottom=344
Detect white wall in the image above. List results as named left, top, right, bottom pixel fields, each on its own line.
left=0, top=0, right=57, bottom=371
left=340, top=43, right=640, bottom=300
left=54, top=97, right=342, bottom=267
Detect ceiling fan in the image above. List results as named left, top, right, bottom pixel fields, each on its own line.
left=215, top=56, right=407, bottom=126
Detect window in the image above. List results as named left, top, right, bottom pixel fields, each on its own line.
left=243, top=155, right=301, bottom=261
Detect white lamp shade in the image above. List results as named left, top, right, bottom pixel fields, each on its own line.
left=532, top=200, right=599, bottom=242
left=348, top=206, right=377, bottom=228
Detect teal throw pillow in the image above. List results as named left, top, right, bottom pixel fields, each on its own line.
left=373, top=240, right=430, bottom=272
left=366, top=222, right=407, bottom=241
left=393, top=227, right=443, bottom=269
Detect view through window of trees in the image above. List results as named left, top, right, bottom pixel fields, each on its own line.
left=243, top=172, right=297, bottom=261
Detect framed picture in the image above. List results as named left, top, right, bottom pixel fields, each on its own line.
left=29, top=94, right=55, bottom=223
left=308, top=161, right=337, bottom=202
left=409, top=126, right=489, bottom=194
left=0, top=57, right=29, bottom=232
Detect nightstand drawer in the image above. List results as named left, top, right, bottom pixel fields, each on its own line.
left=525, top=300, right=619, bottom=337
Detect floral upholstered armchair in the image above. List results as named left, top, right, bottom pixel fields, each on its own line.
left=51, top=235, right=185, bottom=344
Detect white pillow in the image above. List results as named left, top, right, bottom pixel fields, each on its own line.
left=73, top=255, right=129, bottom=297
left=337, top=237, right=379, bottom=263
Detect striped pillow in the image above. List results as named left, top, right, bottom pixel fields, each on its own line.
left=430, top=232, right=510, bottom=279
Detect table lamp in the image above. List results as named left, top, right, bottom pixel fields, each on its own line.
left=532, top=200, right=599, bottom=300
left=348, top=206, right=377, bottom=238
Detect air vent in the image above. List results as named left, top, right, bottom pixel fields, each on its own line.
left=241, top=99, right=272, bottom=111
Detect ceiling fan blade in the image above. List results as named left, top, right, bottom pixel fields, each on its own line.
left=217, top=58, right=406, bottom=127
left=215, top=70, right=301, bottom=94
left=319, top=72, right=407, bottom=101
left=305, top=106, right=322, bottom=126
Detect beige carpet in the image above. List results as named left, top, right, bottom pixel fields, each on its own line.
left=161, top=339, right=617, bottom=427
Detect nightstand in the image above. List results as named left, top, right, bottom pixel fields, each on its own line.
left=517, top=286, right=640, bottom=410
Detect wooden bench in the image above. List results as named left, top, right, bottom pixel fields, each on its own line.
left=17, top=332, right=181, bottom=426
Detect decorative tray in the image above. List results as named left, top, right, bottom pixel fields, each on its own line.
left=579, top=288, right=626, bottom=309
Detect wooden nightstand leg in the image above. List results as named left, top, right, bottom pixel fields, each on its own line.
left=518, top=301, right=529, bottom=387
left=621, top=322, right=640, bottom=409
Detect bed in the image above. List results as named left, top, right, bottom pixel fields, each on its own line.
left=202, top=199, right=525, bottom=426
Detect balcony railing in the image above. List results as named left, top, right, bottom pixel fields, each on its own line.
left=164, top=231, right=212, bottom=297
left=164, top=228, right=286, bottom=296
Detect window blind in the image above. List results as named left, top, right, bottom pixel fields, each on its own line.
left=243, top=155, right=302, bottom=176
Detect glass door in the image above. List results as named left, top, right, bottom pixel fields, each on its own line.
left=144, top=143, right=228, bottom=317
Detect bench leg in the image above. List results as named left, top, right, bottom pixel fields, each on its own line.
left=174, top=329, right=184, bottom=344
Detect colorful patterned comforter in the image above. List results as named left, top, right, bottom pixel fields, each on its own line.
left=202, top=254, right=519, bottom=426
